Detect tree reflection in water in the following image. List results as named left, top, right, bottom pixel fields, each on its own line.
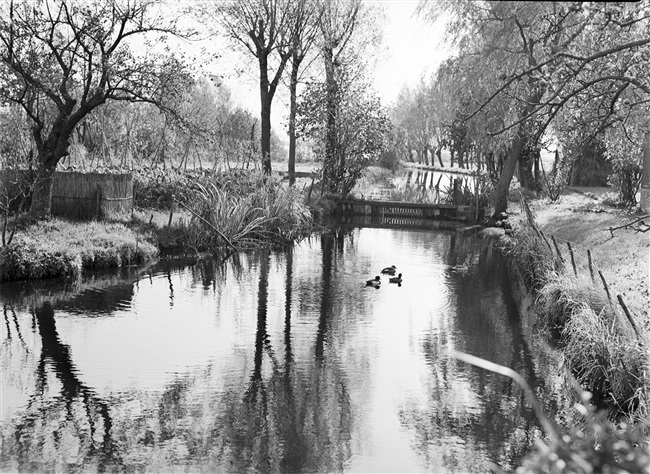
left=1, top=230, right=570, bottom=472
left=213, top=235, right=353, bottom=472
left=2, top=302, right=121, bottom=473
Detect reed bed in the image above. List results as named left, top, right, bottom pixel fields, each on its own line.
left=180, top=177, right=314, bottom=251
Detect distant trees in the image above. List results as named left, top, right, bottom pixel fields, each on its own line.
left=416, top=1, right=650, bottom=213
left=0, top=0, right=194, bottom=218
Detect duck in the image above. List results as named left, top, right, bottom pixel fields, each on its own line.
left=381, top=265, right=397, bottom=275
left=366, top=276, right=381, bottom=287
left=448, top=264, right=469, bottom=273
left=389, top=273, right=402, bottom=284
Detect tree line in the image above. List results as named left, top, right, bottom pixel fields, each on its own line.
left=394, top=1, right=650, bottom=215
left=1, top=1, right=648, bottom=220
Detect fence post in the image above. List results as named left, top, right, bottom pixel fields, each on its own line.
left=617, top=294, right=642, bottom=340
left=587, top=249, right=595, bottom=282
left=566, top=241, right=577, bottom=277
left=598, top=270, right=612, bottom=302
left=95, top=184, right=103, bottom=220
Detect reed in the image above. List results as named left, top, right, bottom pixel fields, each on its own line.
left=181, top=177, right=314, bottom=251
left=562, top=302, right=648, bottom=417
left=500, top=219, right=560, bottom=291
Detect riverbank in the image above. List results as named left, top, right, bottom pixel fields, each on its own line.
left=502, top=186, right=649, bottom=420
left=0, top=218, right=159, bottom=282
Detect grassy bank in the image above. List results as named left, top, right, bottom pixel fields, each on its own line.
left=0, top=219, right=158, bottom=282
left=500, top=197, right=649, bottom=423
left=1, top=169, right=316, bottom=282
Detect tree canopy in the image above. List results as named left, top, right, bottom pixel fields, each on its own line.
left=0, top=0, right=194, bottom=217
left=411, top=1, right=650, bottom=212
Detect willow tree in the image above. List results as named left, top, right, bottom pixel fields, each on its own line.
left=420, top=1, right=650, bottom=216
left=0, top=0, right=194, bottom=219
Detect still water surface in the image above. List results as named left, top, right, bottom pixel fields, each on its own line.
left=1, top=228, right=553, bottom=472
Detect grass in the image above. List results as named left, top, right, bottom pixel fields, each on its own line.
left=503, top=200, right=649, bottom=425
left=0, top=218, right=158, bottom=282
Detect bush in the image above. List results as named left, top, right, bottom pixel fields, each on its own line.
left=609, top=158, right=642, bottom=207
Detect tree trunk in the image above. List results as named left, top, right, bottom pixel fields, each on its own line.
left=492, top=90, right=544, bottom=216
left=28, top=156, right=58, bottom=219
left=323, top=46, right=338, bottom=194
left=436, top=143, right=443, bottom=167
left=641, top=131, right=650, bottom=213
left=260, top=91, right=272, bottom=176
left=493, top=136, right=528, bottom=216
left=288, top=57, right=300, bottom=186
left=259, top=54, right=273, bottom=176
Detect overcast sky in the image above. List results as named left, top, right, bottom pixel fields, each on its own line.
left=208, top=0, right=449, bottom=125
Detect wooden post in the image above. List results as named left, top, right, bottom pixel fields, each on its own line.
left=551, top=235, right=564, bottom=262
left=168, top=194, right=175, bottom=228
left=566, top=242, right=577, bottom=276
left=598, top=270, right=612, bottom=302
left=587, top=249, right=595, bottom=282
left=95, top=184, right=103, bottom=220
left=617, top=294, right=642, bottom=340
left=539, top=231, right=554, bottom=253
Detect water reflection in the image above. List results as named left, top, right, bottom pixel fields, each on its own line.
left=1, top=229, right=567, bottom=472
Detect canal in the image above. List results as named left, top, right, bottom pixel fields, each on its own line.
left=1, top=227, right=564, bottom=472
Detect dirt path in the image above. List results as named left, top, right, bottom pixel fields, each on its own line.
left=521, top=187, right=649, bottom=324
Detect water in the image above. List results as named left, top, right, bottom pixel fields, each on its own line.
left=1, top=228, right=557, bottom=473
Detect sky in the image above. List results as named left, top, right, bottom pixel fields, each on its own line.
left=211, top=0, right=449, bottom=125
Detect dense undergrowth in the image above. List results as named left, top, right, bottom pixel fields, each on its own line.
left=499, top=198, right=649, bottom=471
left=136, top=168, right=315, bottom=252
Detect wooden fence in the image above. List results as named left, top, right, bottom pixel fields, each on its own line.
left=1, top=170, right=133, bottom=219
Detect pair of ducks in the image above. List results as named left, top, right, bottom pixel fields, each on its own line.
left=366, top=265, right=402, bottom=287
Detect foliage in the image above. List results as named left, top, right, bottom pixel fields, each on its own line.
left=184, top=171, right=314, bottom=250
left=517, top=397, right=650, bottom=473
left=418, top=1, right=650, bottom=215
left=0, top=0, right=195, bottom=218
left=540, top=154, right=569, bottom=202
left=296, top=75, right=391, bottom=195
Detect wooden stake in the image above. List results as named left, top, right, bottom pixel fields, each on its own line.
left=551, top=235, right=564, bottom=262
left=566, top=242, right=577, bottom=277
left=587, top=249, right=595, bottom=282
left=617, top=294, right=642, bottom=340
left=599, top=270, right=612, bottom=302
left=539, top=230, right=554, bottom=252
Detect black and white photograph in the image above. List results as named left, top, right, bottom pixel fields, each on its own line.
left=1, top=0, right=649, bottom=472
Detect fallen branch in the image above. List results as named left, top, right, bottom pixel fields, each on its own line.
left=606, top=214, right=650, bottom=236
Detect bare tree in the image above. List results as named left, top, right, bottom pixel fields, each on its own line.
left=209, top=0, right=295, bottom=176
left=287, top=0, right=319, bottom=185
left=0, top=0, right=195, bottom=219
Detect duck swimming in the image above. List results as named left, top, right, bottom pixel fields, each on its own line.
left=366, top=276, right=381, bottom=287
left=381, top=265, right=397, bottom=275
left=448, top=264, right=469, bottom=273
left=389, top=273, right=402, bottom=284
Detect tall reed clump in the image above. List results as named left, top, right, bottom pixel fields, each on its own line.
left=183, top=175, right=314, bottom=251
left=499, top=207, right=562, bottom=292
